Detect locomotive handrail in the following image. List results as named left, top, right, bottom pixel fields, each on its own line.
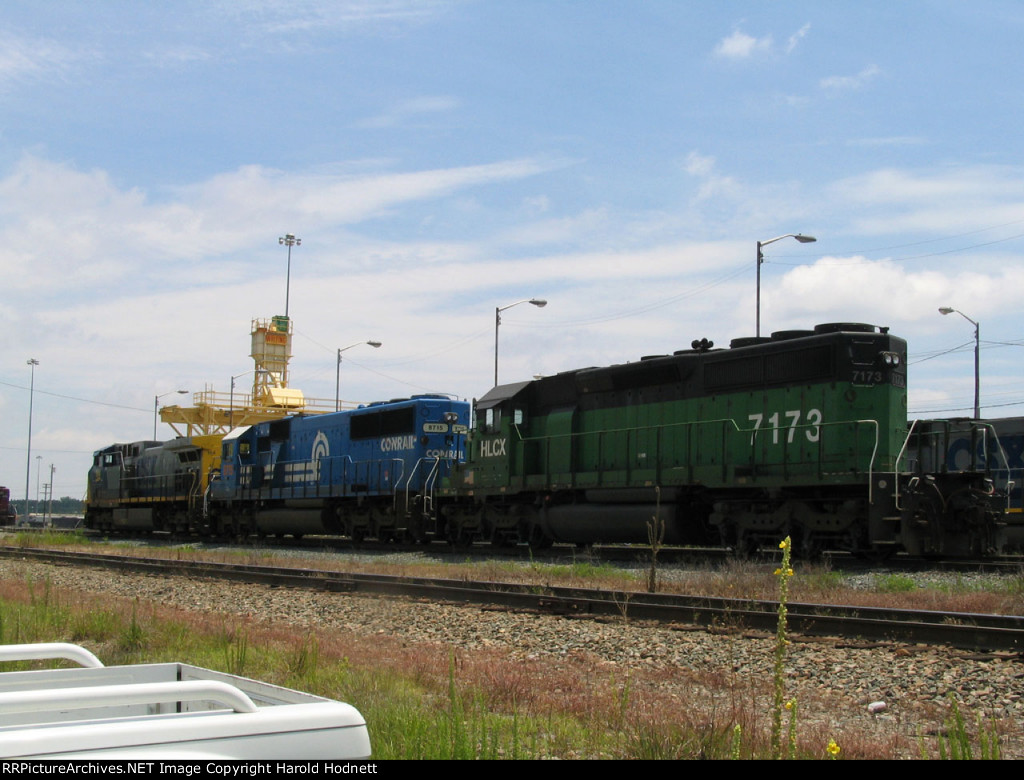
left=515, top=416, right=881, bottom=493
left=897, top=419, right=1017, bottom=513
left=408, top=456, right=444, bottom=516
left=385, top=457, right=406, bottom=499
left=974, top=422, right=1016, bottom=509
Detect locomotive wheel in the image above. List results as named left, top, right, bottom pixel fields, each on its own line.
left=733, top=534, right=759, bottom=558
left=449, top=527, right=474, bottom=549
left=527, top=526, right=553, bottom=551
left=857, top=546, right=895, bottom=563
left=404, top=517, right=428, bottom=545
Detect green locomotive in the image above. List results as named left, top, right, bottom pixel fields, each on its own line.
left=440, top=323, right=1006, bottom=556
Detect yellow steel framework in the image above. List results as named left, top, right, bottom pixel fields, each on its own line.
left=158, top=316, right=352, bottom=438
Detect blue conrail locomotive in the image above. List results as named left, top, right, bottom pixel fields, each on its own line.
left=87, top=395, right=469, bottom=542
left=210, top=394, right=469, bottom=541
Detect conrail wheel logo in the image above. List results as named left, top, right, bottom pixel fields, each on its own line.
left=311, top=431, right=330, bottom=463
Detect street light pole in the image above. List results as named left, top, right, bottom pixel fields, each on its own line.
left=756, top=233, right=817, bottom=338
left=229, top=372, right=248, bottom=430
left=939, top=306, right=981, bottom=418
left=336, top=341, right=382, bottom=411
left=228, top=369, right=268, bottom=430
left=47, top=463, right=55, bottom=527
left=279, top=233, right=301, bottom=319
left=24, top=358, right=38, bottom=523
left=494, top=298, right=547, bottom=386
left=154, top=390, right=188, bottom=439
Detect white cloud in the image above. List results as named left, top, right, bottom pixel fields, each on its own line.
left=0, top=154, right=563, bottom=294
left=786, top=23, right=810, bottom=54
left=771, top=256, right=1024, bottom=328
left=714, top=30, right=772, bottom=59
left=829, top=165, right=1024, bottom=234
left=683, top=151, right=715, bottom=178
left=218, top=0, right=456, bottom=34
left=683, top=151, right=741, bottom=202
left=714, top=24, right=808, bottom=59
left=846, top=136, right=926, bottom=148
left=356, top=95, right=460, bottom=128
left=0, top=31, right=90, bottom=93
left=142, top=45, right=213, bottom=67
left=820, top=64, right=881, bottom=92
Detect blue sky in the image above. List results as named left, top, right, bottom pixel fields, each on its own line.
left=2, top=1, right=1024, bottom=500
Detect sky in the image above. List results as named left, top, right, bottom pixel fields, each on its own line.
left=2, top=0, right=1024, bottom=501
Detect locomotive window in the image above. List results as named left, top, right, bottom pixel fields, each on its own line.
left=849, top=340, right=879, bottom=366
left=705, top=356, right=764, bottom=390
left=706, top=345, right=834, bottom=389
left=484, top=407, right=502, bottom=433
left=766, top=346, right=833, bottom=383
left=351, top=406, right=416, bottom=440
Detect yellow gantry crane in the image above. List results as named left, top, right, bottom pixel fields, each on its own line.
left=159, top=316, right=336, bottom=438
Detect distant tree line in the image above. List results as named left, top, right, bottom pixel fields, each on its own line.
left=18, top=497, right=84, bottom=516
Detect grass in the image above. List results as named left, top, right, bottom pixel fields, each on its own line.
left=0, top=563, right=1015, bottom=759
left=875, top=573, right=919, bottom=593
left=0, top=578, right=635, bottom=758
left=2, top=533, right=1022, bottom=758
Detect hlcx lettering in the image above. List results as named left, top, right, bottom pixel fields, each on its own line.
left=480, top=438, right=507, bottom=457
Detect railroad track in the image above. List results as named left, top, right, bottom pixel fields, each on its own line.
left=1, top=545, right=1022, bottom=653
left=13, top=527, right=1024, bottom=572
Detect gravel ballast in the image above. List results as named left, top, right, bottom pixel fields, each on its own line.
left=1, top=555, right=1021, bottom=759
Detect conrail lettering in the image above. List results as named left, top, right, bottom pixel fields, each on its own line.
left=380, top=435, right=416, bottom=452
left=426, top=448, right=462, bottom=459
left=480, top=438, right=507, bottom=457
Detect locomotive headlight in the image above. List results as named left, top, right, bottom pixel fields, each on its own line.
left=879, top=351, right=901, bottom=366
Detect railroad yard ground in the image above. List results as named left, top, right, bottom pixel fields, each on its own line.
left=0, top=534, right=1022, bottom=759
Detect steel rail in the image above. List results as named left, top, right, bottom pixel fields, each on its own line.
left=0, top=546, right=1021, bottom=652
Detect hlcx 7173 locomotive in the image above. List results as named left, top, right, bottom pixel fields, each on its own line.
left=440, top=322, right=1019, bottom=557
left=86, top=323, right=1022, bottom=557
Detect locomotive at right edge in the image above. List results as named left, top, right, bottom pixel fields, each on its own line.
left=440, top=321, right=1020, bottom=557
left=86, top=323, right=1023, bottom=557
